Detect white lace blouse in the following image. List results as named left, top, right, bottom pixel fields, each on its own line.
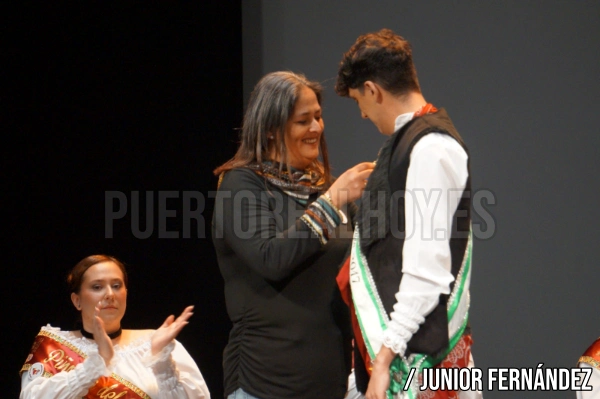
left=20, top=325, right=210, bottom=399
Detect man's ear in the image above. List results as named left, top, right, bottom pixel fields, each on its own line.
left=364, top=81, right=383, bottom=104
left=71, top=292, right=81, bottom=310
left=363, top=81, right=376, bottom=95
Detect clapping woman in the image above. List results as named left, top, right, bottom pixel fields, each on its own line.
left=20, top=254, right=211, bottom=399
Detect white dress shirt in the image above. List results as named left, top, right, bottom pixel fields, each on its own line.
left=381, top=112, right=470, bottom=356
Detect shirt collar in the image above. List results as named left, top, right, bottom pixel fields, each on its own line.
left=394, top=112, right=415, bottom=133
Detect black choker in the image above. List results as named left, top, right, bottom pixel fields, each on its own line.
left=81, top=327, right=122, bottom=340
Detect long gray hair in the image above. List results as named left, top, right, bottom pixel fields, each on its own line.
left=214, top=71, right=331, bottom=184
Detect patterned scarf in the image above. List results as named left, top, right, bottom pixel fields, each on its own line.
left=244, top=161, right=326, bottom=205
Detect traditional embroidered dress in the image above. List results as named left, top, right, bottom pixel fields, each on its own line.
left=338, top=107, right=477, bottom=399
left=577, top=337, right=600, bottom=399
left=20, top=325, right=210, bottom=399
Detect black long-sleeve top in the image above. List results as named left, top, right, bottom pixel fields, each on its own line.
left=212, top=168, right=353, bottom=399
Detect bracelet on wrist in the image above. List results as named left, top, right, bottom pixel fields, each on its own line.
left=321, top=192, right=347, bottom=224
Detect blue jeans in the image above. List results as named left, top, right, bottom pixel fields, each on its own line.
left=227, top=388, right=262, bottom=399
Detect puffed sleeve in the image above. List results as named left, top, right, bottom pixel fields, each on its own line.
left=213, top=168, right=343, bottom=281
left=576, top=362, right=600, bottom=399
left=143, top=340, right=210, bottom=399
left=20, top=347, right=110, bottom=399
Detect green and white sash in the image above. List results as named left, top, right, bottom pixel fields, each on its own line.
left=349, top=226, right=472, bottom=399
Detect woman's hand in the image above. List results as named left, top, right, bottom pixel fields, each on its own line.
left=93, top=301, right=114, bottom=365
left=151, top=305, right=194, bottom=355
left=326, top=162, right=375, bottom=208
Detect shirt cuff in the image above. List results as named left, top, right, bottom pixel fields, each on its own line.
left=144, top=341, right=179, bottom=391
left=84, top=348, right=112, bottom=377
left=65, top=348, right=111, bottom=396
left=381, top=302, right=425, bottom=356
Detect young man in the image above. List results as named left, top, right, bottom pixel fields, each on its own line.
left=335, top=29, right=481, bottom=399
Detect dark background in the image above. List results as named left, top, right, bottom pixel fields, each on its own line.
left=246, top=1, right=600, bottom=399
left=6, top=2, right=600, bottom=399
left=6, top=3, right=241, bottom=398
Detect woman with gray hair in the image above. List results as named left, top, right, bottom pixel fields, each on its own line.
left=212, top=71, right=374, bottom=399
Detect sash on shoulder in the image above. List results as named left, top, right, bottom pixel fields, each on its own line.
left=348, top=226, right=472, bottom=399
left=21, top=329, right=150, bottom=399
left=579, top=337, right=600, bottom=370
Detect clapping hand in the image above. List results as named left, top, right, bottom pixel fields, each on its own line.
left=93, top=301, right=114, bottom=365
left=151, top=305, right=195, bottom=355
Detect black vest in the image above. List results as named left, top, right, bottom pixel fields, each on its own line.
left=354, top=109, right=471, bottom=391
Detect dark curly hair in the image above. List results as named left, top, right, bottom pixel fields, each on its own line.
left=335, top=28, right=420, bottom=97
